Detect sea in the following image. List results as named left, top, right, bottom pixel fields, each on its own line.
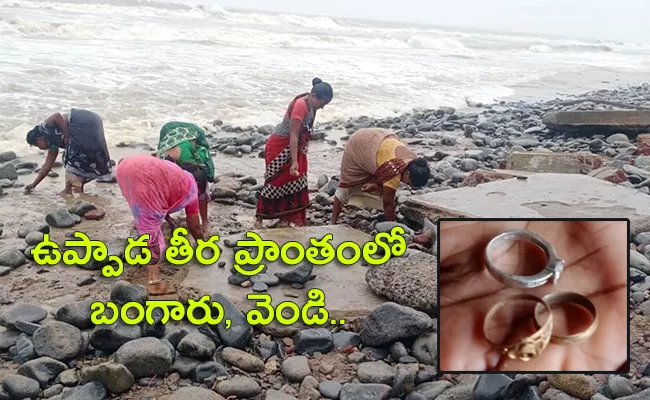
left=2, top=0, right=650, bottom=153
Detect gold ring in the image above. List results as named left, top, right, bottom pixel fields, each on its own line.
left=483, top=294, right=553, bottom=362
left=534, top=292, right=598, bottom=345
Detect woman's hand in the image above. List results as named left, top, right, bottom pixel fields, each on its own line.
left=361, top=183, right=379, bottom=193
left=438, top=220, right=628, bottom=372
left=24, top=183, right=36, bottom=193
left=290, top=161, right=299, bottom=177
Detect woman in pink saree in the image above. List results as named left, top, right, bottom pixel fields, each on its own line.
left=116, top=154, right=206, bottom=295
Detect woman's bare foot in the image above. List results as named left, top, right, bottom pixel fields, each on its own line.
left=148, top=280, right=175, bottom=295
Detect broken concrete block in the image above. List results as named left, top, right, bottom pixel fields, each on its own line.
left=505, top=152, right=603, bottom=174
left=587, top=167, right=628, bottom=184
left=543, top=110, right=650, bottom=136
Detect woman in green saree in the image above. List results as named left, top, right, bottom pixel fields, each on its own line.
left=156, top=121, right=215, bottom=235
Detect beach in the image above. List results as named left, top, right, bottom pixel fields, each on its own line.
left=1, top=0, right=650, bottom=398
left=0, top=82, right=649, bottom=398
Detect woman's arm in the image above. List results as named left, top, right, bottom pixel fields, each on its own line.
left=289, top=119, right=301, bottom=164
left=27, top=149, right=59, bottom=191
left=44, top=112, right=70, bottom=144
left=199, top=199, right=209, bottom=230
left=381, top=186, right=397, bottom=221
left=186, top=214, right=205, bottom=242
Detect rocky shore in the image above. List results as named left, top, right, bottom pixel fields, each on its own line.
left=1, top=84, right=650, bottom=399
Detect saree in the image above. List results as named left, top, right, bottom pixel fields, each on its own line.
left=338, top=128, right=410, bottom=189
left=156, top=121, right=215, bottom=182
left=116, top=155, right=199, bottom=262
left=256, top=93, right=315, bottom=225
left=37, top=108, right=112, bottom=181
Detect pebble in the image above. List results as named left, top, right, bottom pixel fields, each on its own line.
left=333, top=331, right=363, bottom=349
left=221, top=346, right=265, bottom=372
left=0, top=249, right=26, bottom=268
left=0, top=303, right=48, bottom=329
left=167, top=387, right=226, bottom=400
left=79, top=362, right=134, bottom=394
left=631, top=250, right=650, bottom=275
left=266, top=389, right=298, bottom=400
left=44, top=208, right=76, bottom=229
left=411, top=332, right=437, bottom=365
left=275, top=262, right=314, bottom=284
left=113, top=337, right=173, bottom=378
left=177, top=331, right=216, bottom=360
left=339, top=383, right=392, bottom=400
left=17, top=357, right=68, bottom=388
left=24, top=231, right=45, bottom=246
left=2, top=374, right=40, bottom=399
left=359, top=302, right=434, bottom=347
left=357, top=361, right=396, bottom=385
left=33, top=321, right=85, bottom=361
left=215, top=376, right=262, bottom=398
left=58, top=381, right=107, bottom=400
left=210, top=294, right=253, bottom=349
left=109, top=280, right=148, bottom=306
left=473, top=374, right=514, bottom=399
left=281, top=356, right=311, bottom=382
left=319, top=380, right=343, bottom=399
left=89, top=319, right=142, bottom=353
left=293, top=328, right=333, bottom=355
left=0, top=329, right=20, bottom=350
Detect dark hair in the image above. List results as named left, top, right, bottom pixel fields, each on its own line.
left=26, top=125, right=42, bottom=146
left=406, top=158, right=430, bottom=188
left=180, top=162, right=208, bottom=194
left=311, top=77, right=333, bottom=102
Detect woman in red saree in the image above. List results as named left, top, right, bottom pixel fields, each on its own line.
left=255, top=78, right=334, bottom=228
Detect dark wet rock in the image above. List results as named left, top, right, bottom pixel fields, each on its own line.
left=0, top=249, right=26, bottom=268
left=2, top=374, right=40, bottom=399
left=252, top=281, right=269, bottom=292
left=293, top=328, right=333, bottom=355
left=170, top=354, right=200, bottom=378
left=339, top=383, right=392, bottom=400
left=209, top=293, right=253, bottom=349
left=76, top=276, right=96, bottom=286
left=0, top=163, right=18, bottom=180
left=473, top=374, right=514, bottom=400
left=55, top=300, right=95, bottom=330
left=18, top=223, right=50, bottom=238
left=0, top=151, right=16, bottom=162
left=59, top=381, right=107, bottom=400
left=17, top=357, right=68, bottom=388
left=79, top=362, right=134, bottom=394
left=45, top=208, right=76, bottom=229
left=215, top=376, right=261, bottom=398
left=89, top=319, right=142, bottom=354
left=114, top=337, right=173, bottom=378
left=411, top=332, right=437, bottom=365
left=191, top=361, right=229, bottom=383
left=163, top=326, right=194, bottom=349
left=357, top=361, right=395, bottom=385
left=257, top=339, right=280, bottom=360
left=281, top=356, right=311, bottom=382
left=275, top=262, right=314, bottom=285
left=13, top=333, right=37, bottom=364
left=141, top=307, right=165, bottom=338
left=68, top=201, right=97, bottom=216
left=0, top=303, right=48, bottom=329
left=332, top=331, right=362, bottom=349
left=109, top=280, right=148, bottom=306
left=33, top=321, right=85, bottom=361
left=177, top=331, right=216, bottom=360
left=359, top=302, right=434, bottom=347
left=501, top=379, right=541, bottom=400
left=0, top=329, right=20, bottom=350
left=24, top=231, right=45, bottom=246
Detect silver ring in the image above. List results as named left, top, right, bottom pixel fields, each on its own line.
left=485, top=229, right=565, bottom=289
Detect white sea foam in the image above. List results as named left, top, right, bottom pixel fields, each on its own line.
left=1, top=0, right=649, bottom=154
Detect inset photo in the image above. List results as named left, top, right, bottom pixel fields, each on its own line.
left=437, top=218, right=629, bottom=373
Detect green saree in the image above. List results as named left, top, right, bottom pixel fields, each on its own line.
left=157, top=121, right=215, bottom=181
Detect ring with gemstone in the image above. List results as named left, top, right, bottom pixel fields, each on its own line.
left=485, top=229, right=565, bottom=289
left=483, top=294, right=554, bottom=362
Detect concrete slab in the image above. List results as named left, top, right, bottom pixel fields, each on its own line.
left=179, top=225, right=387, bottom=321
left=542, top=111, right=650, bottom=136
left=401, top=173, right=650, bottom=225
left=505, top=152, right=603, bottom=174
